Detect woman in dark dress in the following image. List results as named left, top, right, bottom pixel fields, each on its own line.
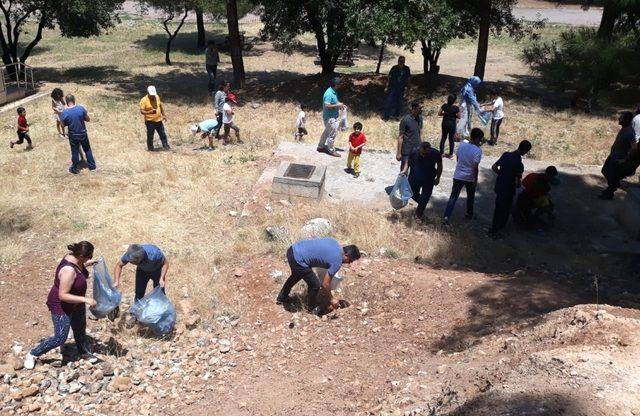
left=438, top=94, right=461, bottom=158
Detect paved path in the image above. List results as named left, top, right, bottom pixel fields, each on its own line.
left=120, top=1, right=602, bottom=27
left=514, top=6, right=602, bottom=26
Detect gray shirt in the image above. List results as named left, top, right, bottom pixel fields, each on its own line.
left=214, top=90, right=226, bottom=113
left=610, top=126, right=636, bottom=162
left=205, top=49, right=219, bottom=66
left=399, top=114, right=422, bottom=156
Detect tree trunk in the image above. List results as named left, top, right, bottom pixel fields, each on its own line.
left=473, top=0, right=491, bottom=79
left=226, top=0, right=245, bottom=88
left=162, top=8, right=189, bottom=65
left=196, top=8, right=205, bottom=48
left=375, top=40, right=385, bottom=74
left=597, top=0, right=620, bottom=40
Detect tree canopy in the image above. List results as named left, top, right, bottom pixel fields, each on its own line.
left=0, top=0, right=123, bottom=66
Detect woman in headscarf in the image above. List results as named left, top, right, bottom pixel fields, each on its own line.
left=457, top=76, right=490, bottom=139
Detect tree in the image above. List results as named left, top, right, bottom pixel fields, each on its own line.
left=226, top=0, right=245, bottom=87
left=142, top=1, right=192, bottom=65
left=0, top=0, right=122, bottom=66
left=196, top=7, right=205, bottom=48
left=260, top=0, right=363, bottom=74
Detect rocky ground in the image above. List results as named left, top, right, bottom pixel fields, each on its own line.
left=2, top=252, right=640, bottom=415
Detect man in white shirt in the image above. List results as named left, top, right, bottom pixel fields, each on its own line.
left=222, top=93, right=242, bottom=144
left=483, top=89, right=504, bottom=145
left=443, top=128, right=484, bottom=225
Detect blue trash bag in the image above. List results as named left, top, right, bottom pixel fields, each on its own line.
left=389, top=174, right=413, bottom=210
left=89, top=257, right=122, bottom=319
left=128, top=286, right=176, bottom=336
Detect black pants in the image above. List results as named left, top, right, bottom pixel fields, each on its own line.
left=490, top=118, right=503, bottom=142
left=491, top=190, right=515, bottom=232
left=409, top=177, right=435, bottom=217
left=278, top=247, right=321, bottom=307
left=145, top=121, right=169, bottom=150
left=601, top=156, right=623, bottom=197
left=135, top=266, right=164, bottom=302
left=15, top=131, right=32, bottom=145
left=213, top=111, right=223, bottom=139
left=440, top=123, right=456, bottom=154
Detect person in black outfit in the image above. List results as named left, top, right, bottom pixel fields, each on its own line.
left=402, top=142, right=443, bottom=220
left=600, top=111, right=636, bottom=199
left=488, top=140, right=532, bottom=238
left=438, top=94, right=460, bottom=158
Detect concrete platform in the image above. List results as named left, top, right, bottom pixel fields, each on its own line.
left=272, top=161, right=326, bottom=199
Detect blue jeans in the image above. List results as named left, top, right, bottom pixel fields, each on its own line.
left=31, top=308, right=90, bottom=357
left=135, top=266, right=164, bottom=302
left=145, top=121, right=169, bottom=150
left=444, top=179, right=476, bottom=219
left=69, top=135, right=96, bottom=173
left=384, top=88, right=405, bottom=119
left=206, top=64, right=217, bottom=92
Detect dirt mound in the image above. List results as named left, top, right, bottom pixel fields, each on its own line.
left=2, top=257, right=640, bottom=415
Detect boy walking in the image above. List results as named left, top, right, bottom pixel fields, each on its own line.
left=443, top=128, right=484, bottom=224
left=294, top=104, right=308, bottom=141
left=346, top=122, right=367, bottom=177
left=488, top=140, right=532, bottom=238
left=222, top=93, right=242, bottom=144
left=10, top=107, right=33, bottom=150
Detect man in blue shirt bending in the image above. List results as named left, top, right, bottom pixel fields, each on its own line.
left=277, top=238, right=361, bottom=311
left=114, top=244, right=170, bottom=301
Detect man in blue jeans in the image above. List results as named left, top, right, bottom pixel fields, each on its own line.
left=114, top=244, right=170, bottom=302
left=443, top=128, right=484, bottom=225
left=60, top=95, right=96, bottom=174
left=277, top=238, right=361, bottom=312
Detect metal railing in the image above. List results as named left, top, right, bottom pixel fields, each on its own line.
left=0, top=62, right=35, bottom=93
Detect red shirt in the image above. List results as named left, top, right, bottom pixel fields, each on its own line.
left=17, top=115, right=27, bottom=130
left=348, top=131, right=367, bottom=155
left=521, top=173, right=549, bottom=201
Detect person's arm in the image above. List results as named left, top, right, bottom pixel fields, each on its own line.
left=435, top=157, right=443, bottom=185
left=456, top=107, right=462, bottom=119
left=58, top=266, right=96, bottom=306
left=401, top=158, right=410, bottom=175
left=159, top=258, right=169, bottom=287
left=324, top=101, right=343, bottom=110
left=114, top=259, right=125, bottom=288
left=83, top=109, right=90, bottom=122
left=491, top=161, right=500, bottom=174
left=396, top=133, right=404, bottom=161
left=438, top=107, right=444, bottom=117
left=160, top=103, right=167, bottom=121
left=473, top=162, right=480, bottom=183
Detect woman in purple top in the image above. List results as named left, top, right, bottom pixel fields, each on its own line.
left=24, top=241, right=99, bottom=370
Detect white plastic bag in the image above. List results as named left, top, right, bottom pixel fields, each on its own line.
left=389, top=174, right=413, bottom=210
left=338, top=107, right=349, bottom=132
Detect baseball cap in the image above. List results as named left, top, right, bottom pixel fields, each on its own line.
left=190, top=124, right=199, bottom=134
left=147, top=86, right=157, bottom=96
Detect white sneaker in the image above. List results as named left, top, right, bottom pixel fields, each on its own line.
left=24, top=353, right=36, bottom=370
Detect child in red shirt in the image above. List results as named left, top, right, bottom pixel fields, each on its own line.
left=10, top=107, right=32, bottom=150
left=346, top=122, right=367, bottom=177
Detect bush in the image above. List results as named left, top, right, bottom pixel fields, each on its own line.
left=523, top=28, right=640, bottom=107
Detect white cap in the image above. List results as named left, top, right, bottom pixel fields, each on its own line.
left=190, top=124, right=199, bottom=134
left=147, top=86, right=157, bottom=96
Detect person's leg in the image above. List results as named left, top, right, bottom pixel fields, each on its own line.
left=156, top=122, right=170, bottom=149
left=444, top=179, right=464, bottom=220
left=134, top=267, right=152, bottom=302
left=148, top=267, right=164, bottom=294
left=70, top=307, right=91, bottom=355
left=447, top=125, right=456, bottom=155
left=30, top=314, right=71, bottom=357
left=79, top=137, right=96, bottom=170
left=393, top=88, right=404, bottom=117
left=206, top=65, right=215, bottom=92
left=299, top=268, right=321, bottom=309
left=410, top=179, right=426, bottom=218
left=318, top=119, right=330, bottom=150
left=490, top=119, right=497, bottom=143
left=145, top=121, right=155, bottom=150
left=383, top=90, right=394, bottom=120
left=353, top=154, right=361, bottom=174
left=439, top=127, right=447, bottom=154
left=325, top=118, right=338, bottom=152
left=69, top=139, right=80, bottom=173
left=214, top=112, right=223, bottom=139
left=601, top=158, right=620, bottom=198
left=15, top=132, right=25, bottom=145
left=464, top=181, right=477, bottom=217
left=231, top=123, right=241, bottom=143
left=277, top=247, right=303, bottom=302
left=24, top=133, right=32, bottom=148
left=223, top=124, right=231, bottom=143
left=490, top=192, right=511, bottom=233
left=347, top=152, right=354, bottom=170
left=494, top=118, right=503, bottom=143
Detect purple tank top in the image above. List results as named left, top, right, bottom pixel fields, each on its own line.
left=46, top=258, right=88, bottom=315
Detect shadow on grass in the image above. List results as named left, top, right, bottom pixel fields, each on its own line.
left=134, top=30, right=264, bottom=57
left=37, top=65, right=131, bottom=85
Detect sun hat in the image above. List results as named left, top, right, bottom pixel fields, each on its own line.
left=147, top=86, right=157, bottom=96
left=190, top=124, right=199, bottom=134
